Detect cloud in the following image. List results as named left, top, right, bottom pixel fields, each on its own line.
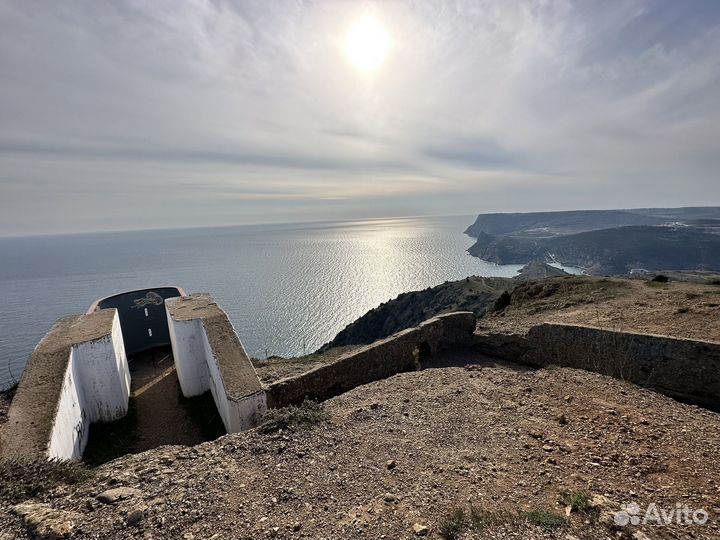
left=0, top=0, right=719, bottom=235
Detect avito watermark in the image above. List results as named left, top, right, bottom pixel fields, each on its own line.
left=615, top=502, right=709, bottom=527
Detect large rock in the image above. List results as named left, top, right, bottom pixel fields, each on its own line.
left=97, top=486, right=143, bottom=504
left=13, top=502, right=80, bottom=540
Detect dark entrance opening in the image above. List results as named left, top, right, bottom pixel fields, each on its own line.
left=87, top=286, right=185, bottom=356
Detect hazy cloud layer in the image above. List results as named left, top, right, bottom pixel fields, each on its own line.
left=1, top=0, right=719, bottom=235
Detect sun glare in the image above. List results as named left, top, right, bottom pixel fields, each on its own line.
left=345, top=15, right=389, bottom=72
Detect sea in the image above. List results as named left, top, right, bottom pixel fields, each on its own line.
left=0, top=214, right=579, bottom=390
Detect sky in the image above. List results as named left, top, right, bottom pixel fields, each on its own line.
left=1, top=0, right=719, bottom=236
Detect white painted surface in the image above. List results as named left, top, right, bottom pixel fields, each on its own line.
left=199, top=324, right=268, bottom=432
left=47, top=349, right=87, bottom=460
left=166, top=310, right=211, bottom=397
left=47, top=311, right=130, bottom=460
left=166, top=303, right=266, bottom=433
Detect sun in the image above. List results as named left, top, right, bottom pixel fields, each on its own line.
left=345, top=15, right=389, bottom=72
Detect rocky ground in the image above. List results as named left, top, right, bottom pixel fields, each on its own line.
left=480, top=277, right=720, bottom=342
left=2, top=351, right=719, bottom=540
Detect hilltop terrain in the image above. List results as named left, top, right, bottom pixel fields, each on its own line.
left=479, top=276, right=720, bottom=342
left=464, top=208, right=720, bottom=275
left=2, top=355, right=719, bottom=540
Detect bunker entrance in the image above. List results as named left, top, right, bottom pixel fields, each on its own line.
left=87, top=287, right=185, bottom=356
left=84, top=345, right=226, bottom=465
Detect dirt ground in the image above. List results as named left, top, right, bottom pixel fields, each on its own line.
left=479, top=278, right=720, bottom=342
left=83, top=348, right=221, bottom=465
left=2, top=350, right=719, bottom=539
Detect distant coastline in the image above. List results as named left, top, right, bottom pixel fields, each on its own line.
left=464, top=207, right=720, bottom=275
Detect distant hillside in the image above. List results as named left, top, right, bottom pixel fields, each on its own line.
left=464, top=207, right=720, bottom=238
left=319, top=276, right=511, bottom=350
left=468, top=225, right=720, bottom=275
left=320, top=263, right=570, bottom=351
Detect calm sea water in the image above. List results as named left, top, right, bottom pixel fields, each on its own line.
left=0, top=215, right=574, bottom=390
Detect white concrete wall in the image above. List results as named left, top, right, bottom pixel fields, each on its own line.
left=47, top=349, right=87, bottom=460
left=166, top=312, right=211, bottom=397
left=73, top=316, right=130, bottom=423
left=199, top=325, right=267, bottom=432
left=46, top=311, right=130, bottom=460
left=166, top=306, right=266, bottom=433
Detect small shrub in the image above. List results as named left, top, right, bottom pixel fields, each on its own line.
left=438, top=507, right=466, bottom=540
left=468, top=503, right=506, bottom=529
left=259, top=399, right=329, bottom=434
left=1, top=383, right=17, bottom=401
left=522, top=510, right=566, bottom=529
left=567, top=490, right=593, bottom=513
left=651, top=274, right=670, bottom=283
left=0, top=456, right=92, bottom=503
left=492, top=291, right=511, bottom=312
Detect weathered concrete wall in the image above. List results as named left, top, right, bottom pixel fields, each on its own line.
left=266, top=311, right=477, bottom=408
left=166, top=294, right=267, bottom=433
left=168, top=317, right=210, bottom=397
left=46, top=348, right=87, bottom=460
left=476, top=323, right=720, bottom=410
left=1, top=310, right=130, bottom=460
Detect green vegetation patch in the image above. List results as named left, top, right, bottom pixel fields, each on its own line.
left=566, top=490, right=593, bottom=513
left=468, top=503, right=508, bottom=529
left=438, top=506, right=466, bottom=540
left=259, top=399, right=329, bottom=434
left=521, top=510, right=567, bottom=529
left=0, top=456, right=93, bottom=503
left=438, top=503, right=566, bottom=537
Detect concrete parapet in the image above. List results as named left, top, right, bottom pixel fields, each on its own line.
left=476, top=323, right=720, bottom=410
left=1, top=310, right=130, bottom=460
left=266, top=311, right=476, bottom=408
left=165, top=294, right=266, bottom=432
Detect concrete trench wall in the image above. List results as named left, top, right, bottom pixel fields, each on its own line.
left=47, top=315, right=131, bottom=460
left=266, top=312, right=477, bottom=408
left=168, top=317, right=211, bottom=397
left=1, top=296, right=476, bottom=461
left=476, top=323, right=720, bottom=410
left=166, top=295, right=267, bottom=434
left=1, top=310, right=130, bottom=461
left=46, top=348, right=88, bottom=461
